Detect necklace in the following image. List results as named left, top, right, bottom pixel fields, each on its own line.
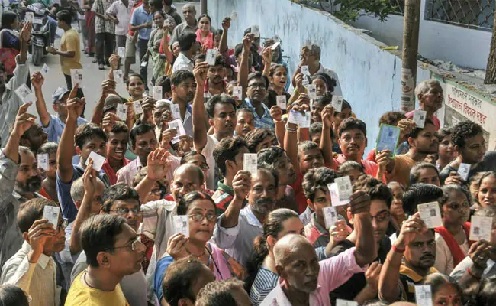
left=83, top=270, right=97, bottom=289
left=185, top=246, right=207, bottom=259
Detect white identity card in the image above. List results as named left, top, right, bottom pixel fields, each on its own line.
left=307, top=84, right=317, bottom=100
left=170, top=103, right=180, bottom=120
left=25, top=12, right=34, bottom=24
left=418, top=202, right=443, bottom=229
left=271, top=41, right=280, bottom=50
left=376, top=124, right=401, bottom=155
left=458, top=163, right=471, bottom=181
left=173, top=215, right=189, bottom=237
left=113, top=70, right=124, bottom=85
left=37, top=153, right=49, bottom=171
left=232, top=86, right=242, bottom=100
left=33, top=17, right=43, bottom=25
left=336, top=300, right=358, bottom=306
left=15, top=84, right=35, bottom=103
left=41, top=63, right=50, bottom=76
left=470, top=216, right=493, bottom=241
left=414, top=285, right=433, bottom=306
left=301, top=65, right=310, bottom=76
left=168, top=119, right=186, bottom=144
left=206, top=49, right=217, bottom=66
left=413, top=109, right=427, bottom=128
left=43, top=206, right=60, bottom=229
left=276, top=95, right=286, bottom=110
left=117, top=47, right=125, bottom=58
left=117, top=103, right=127, bottom=121
left=152, top=86, right=163, bottom=100
left=86, top=151, right=106, bottom=171
left=299, top=111, right=311, bottom=128
left=332, top=95, right=344, bottom=112
left=328, top=183, right=348, bottom=206
left=335, top=176, right=353, bottom=202
left=134, top=101, right=143, bottom=115
left=243, top=153, right=258, bottom=175
left=251, top=25, right=260, bottom=37
left=70, top=69, right=83, bottom=88
left=323, top=206, right=338, bottom=230
left=288, top=110, right=300, bottom=125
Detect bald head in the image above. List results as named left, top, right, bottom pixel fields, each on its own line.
left=274, top=234, right=312, bottom=266
left=173, top=163, right=204, bottom=185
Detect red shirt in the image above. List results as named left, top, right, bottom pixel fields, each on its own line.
left=102, top=158, right=130, bottom=185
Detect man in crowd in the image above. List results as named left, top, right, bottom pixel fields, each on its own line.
left=170, top=3, right=197, bottom=45
left=129, top=0, right=153, bottom=89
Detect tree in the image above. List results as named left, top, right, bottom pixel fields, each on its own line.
left=485, top=6, right=496, bottom=84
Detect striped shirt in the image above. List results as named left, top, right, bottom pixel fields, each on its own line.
left=240, top=99, right=275, bottom=130
left=250, top=267, right=278, bottom=306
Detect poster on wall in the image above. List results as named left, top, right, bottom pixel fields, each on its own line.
left=434, top=74, right=496, bottom=150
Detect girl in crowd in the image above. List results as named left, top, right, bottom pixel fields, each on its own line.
left=196, top=14, right=214, bottom=50
left=434, top=185, right=471, bottom=275
left=154, top=192, right=244, bottom=302
left=267, top=64, right=290, bottom=109
left=474, top=171, right=496, bottom=209
left=436, top=128, right=455, bottom=171
left=387, top=181, right=406, bottom=235
left=248, top=208, right=304, bottom=305
left=148, top=11, right=167, bottom=85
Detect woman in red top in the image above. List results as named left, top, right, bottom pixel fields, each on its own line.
left=196, top=14, right=214, bottom=51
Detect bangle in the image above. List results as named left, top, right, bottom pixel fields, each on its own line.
left=285, top=124, right=297, bottom=133
left=392, top=245, right=405, bottom=253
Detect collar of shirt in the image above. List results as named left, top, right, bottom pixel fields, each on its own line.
left=243, top=98, right=271, bottom=119
left=311, top=213, right=328, bottom=234
left=176, top=52, right=192, bottom=65
left=21, top=241, right=51, bottom=269
left=216, top=181, right=234, bottom=195
left=399, top=264, right=438, bottom=283
left=240, top=206, right=262, bottom=228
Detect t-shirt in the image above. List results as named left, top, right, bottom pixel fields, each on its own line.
left=386, top=154, right=416, bottom=186
left=201, top=135, right=218, bottom=190
left=60, top=28, right=82, bottom=75
left=65, top=271, right=129, bottom=306
left=439, top=151, right=496, bottom=185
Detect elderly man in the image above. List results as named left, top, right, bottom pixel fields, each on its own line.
left=170, top=3, right=197, bottom=45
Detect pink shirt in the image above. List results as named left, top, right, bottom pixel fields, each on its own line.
left=261, top=247, right=367, bottom=306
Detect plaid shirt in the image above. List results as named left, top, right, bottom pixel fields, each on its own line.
left=92, top=0, right=115, bottom=34
left=240, top=99, right=275, bottom=130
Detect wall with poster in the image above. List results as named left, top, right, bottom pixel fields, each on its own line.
left=434, top=75, right=496, bottom=150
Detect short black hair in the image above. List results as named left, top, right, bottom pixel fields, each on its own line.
left=195, top=279, right=245, bottom=306
left=247, top=72, right=269, bottom=89
left=170, top=70, right=195, bottom=87
left=206, top=95, right=236, bottom=118
left=410, top=162, right=439, bottom=185
left=81, top=214, right=127, bottom=267
left=310, top=122, right=323, bottom=137
left=17, top=198, right=58, bottom=233
left=37, top=142, right=58, bottom=156
left=402, top=183, right=444, bottom=215
left=155, top=75, right=172, bottom=93
left=312, top=72, right=336, bottom=93
left=178, top=32, right=197, bottom=51
left=177, top=191, right=215, bottom=215
left=75, top=123, right=108, bottom=149
left=406, top=119, right=435, bottom=139
left=338, top=118, right=366, bottom=137
left=101, top=183, right=140, bottom=212
left=213, top=136, right=247, bottom=176
left=302, top=167, right=338, bottom=202
left=451, top=121, right=483, bottom=148
left=378, top=111, right=405, bottom=127
left=245, top=128, right=276, bottom=153
left=130, top=123, right=155, bottom=147
left=2, top=11, right=17, bottom=29
left=126, top=73, right=144, bottom=86
left=353, top=175, right=392, bottom=208
left=257, top=146, right=286, bottom=170
left=56, top=10, right=72, bottom=24
left=0, top=285, right=29, bottom=306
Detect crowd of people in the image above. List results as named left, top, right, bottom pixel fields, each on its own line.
left=0, top=0, right=495, bottom=306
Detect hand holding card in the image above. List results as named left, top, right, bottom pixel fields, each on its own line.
left=173, top=216, right=189, bottom=237
left=470, top=216, right=493, bottom=241
left=243, top=153, right=258, bottom=175
left=417, top=202, right=443, bottom=229
left=43, top=206, right=60, bottom=229
left=86, top=151, right=106, bottom=171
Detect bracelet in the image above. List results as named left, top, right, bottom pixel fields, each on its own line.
left=285, top=124, right=297, bottom=133
left=392, top=245, right=405, bottom=253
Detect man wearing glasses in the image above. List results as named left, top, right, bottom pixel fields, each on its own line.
left=70, top=183, right=149, bottom=306
left=239, top=72, right=274, bottom=130
left=65, top=214, right=147, bottom=305
left=1, top=198, right=67, bottom=306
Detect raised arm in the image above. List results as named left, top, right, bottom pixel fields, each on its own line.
left=220, top=171, right=250, bottom=228
left=31, top=72, right=51, bottom=127
left=320, top=105, right=335, bottom=169
left=284, top=105, right=300, bottom=174
left=92, top=79, right=116, bottom=125
left=378, top=213, right=424, bottom=303
left=219, top=17, right=230, bottom=55
left=135, top=149, right=169, bottom=203
left=18, top=22, right=30, bottom=64
left=5, top=103, right=35, bottom=163
left=270, top=106, right=285, bottom=146
left=261, top=47, right=272, bottom=78
left=237, top=34, right=252, bottom=97
left=351, top=191, right=377, bottom=266
left=192, top=62, right=209, bottom=150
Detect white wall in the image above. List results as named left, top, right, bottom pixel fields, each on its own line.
left=210, top=0, right=431, bottom=153
left=353, top=0, right=492, bottom=70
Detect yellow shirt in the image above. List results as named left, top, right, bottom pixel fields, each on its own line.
left=60, top=28, right=82, bottom=75
left=65, top=271, right=129, bottom=306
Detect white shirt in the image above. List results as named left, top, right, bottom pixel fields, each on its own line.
left=201, top=135, right=218, bottom=190
left=172, top=52, right=194, bottom=73
left=106, top=0, right=134, bottom=36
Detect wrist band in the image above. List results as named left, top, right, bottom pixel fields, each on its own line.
left=392, top=245, right=405, bottom=253
left=285, top=124, right=297, bottom=133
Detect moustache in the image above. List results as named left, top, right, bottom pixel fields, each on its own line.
left=254, top=198, right=272, bottom=206
left=25, top=176, right=42, bottom=193
left=420, top=253, right=435, bottom=261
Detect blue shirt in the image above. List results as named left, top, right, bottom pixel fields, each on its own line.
left=240, top=98, right=275, bottom=130
left=43, top=114, right=87, bottom=143
left=130, top=5, right=152, bottom=40
left=153, top=255, right=174, bottom=302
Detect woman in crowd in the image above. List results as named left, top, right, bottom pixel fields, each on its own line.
left=474, top=171, right=496, bottom=209
left=196, top=14, right=214, bottom=51
left=436, top=128, right=455, bottom=171
left=0, top=11, right=21, bottom=78
left=424, top=273, right=463, bottom=306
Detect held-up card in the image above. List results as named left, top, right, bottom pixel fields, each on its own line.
left=470, top=216, right=493, bottom=241
left=86, top=151, right=106, bottom=171
left=271, top=41, right=280, bottom=51
left=206, top=49, right=217, bottom=66
left=232, top=86, right=242, bottom=100
left=332, top=95, right=344, bottom=112
left=335, top=176, right=353, bottom=202
left=15, top=84, right=35, bottom=104
left=25, top=12, right=34, bottom=24
left=41, top=63, right=50, bottom=76
left=117, top=47, right=125, bottom=58
left=243, top=153, right=258, bottom=175
left=301, top=65, right=310, bottom=76
left=288, top=110, right=300, bottom=125
left=152, top=86, right=163, bottom=100
left=418, top=202, right=443, bottom=229
left=168, top=119, right=186, bottom=135
left=117, top=103, right=127, bottom=121
left=323, top=206, right=338, bottom=230
left=37, top=153, right=49, bottom=171
left=336, top=300, right=358, bottom=306
left=328, top=183, right=349, bottom=206
left=113, top=70, right=124, bottom=84
left=170, top=103, right=181, bottom=120
left=70, top=69, right=83, bottom=88
left=299, top=111, right=311, bottom=128
left=414, top=285, right=433, bottom=306
left=230, top=11, right=238, bottom=21
left=250, top=25, right=260, bottom=37
left=376, top=124, right=401, bottom=156
left=307, top=84, right=317, bottom=100
left=458, top=163, right=471, bottom=181
left=43, top=206, right=60, bottom=229
left=173, top=215, right=189, bottom=237
left=134, top=101, right=143, bottom=115
left=276, top=95, right=286, bottom=110
left=33, top=17, right=43, bottom=25
left=413, top=109, right=427, bottom=128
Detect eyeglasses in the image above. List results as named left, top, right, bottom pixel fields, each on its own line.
left=113, top=236, right=143, bottom=252
left=110, top=207, right=141, bottom=215
left=189, top=213, right=217, bottom=223
left=248, top=83, right=266, bottom=89
left=370, top=211, right=390, bottom=223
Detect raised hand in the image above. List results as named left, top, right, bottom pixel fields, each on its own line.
left=329, top=219, right=351, bottom=245
left=397, top=119, right=416, bottom=140
left=13, top=103, right=36, bottom=137
left=321, top=105, right=334, bottom=128
left=232, top=170, right=251, bottom=200
left=31, top=71, right=44, bottom=90
left=270, top=105, right=283, bottom=122
left=445, top=171, right=463, bottom=186
left=66, top=97, right=85, bottom=119
left=27, top=219, right=56, bottom=262
left=375, top=150, right=392, bottom=172
left=348, top=190, right=371, bottom=215
left=395, top=213, right=426, bottom=249
left=82, top=159, right=98, bottom=195
left=468, top=239, right=490, bottom=270
left=193, top=62, right=209, bottom=86
left=20, top=22, right=32, bottom=43
left=365, top=262, right=383, bottom=293
left=101, top=79, right=116, bottom=96
left=108, top=54, right=119, bottom=70
left=146, top=148, right=169, bottom=181
left=242, top=34, right=253, bottom=52
left=222, top=17, right=231, bottom=30
left=166, top=233, right=189, bottom=260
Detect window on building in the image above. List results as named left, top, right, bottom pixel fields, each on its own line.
left=425, top=0, right=494, bottom=30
